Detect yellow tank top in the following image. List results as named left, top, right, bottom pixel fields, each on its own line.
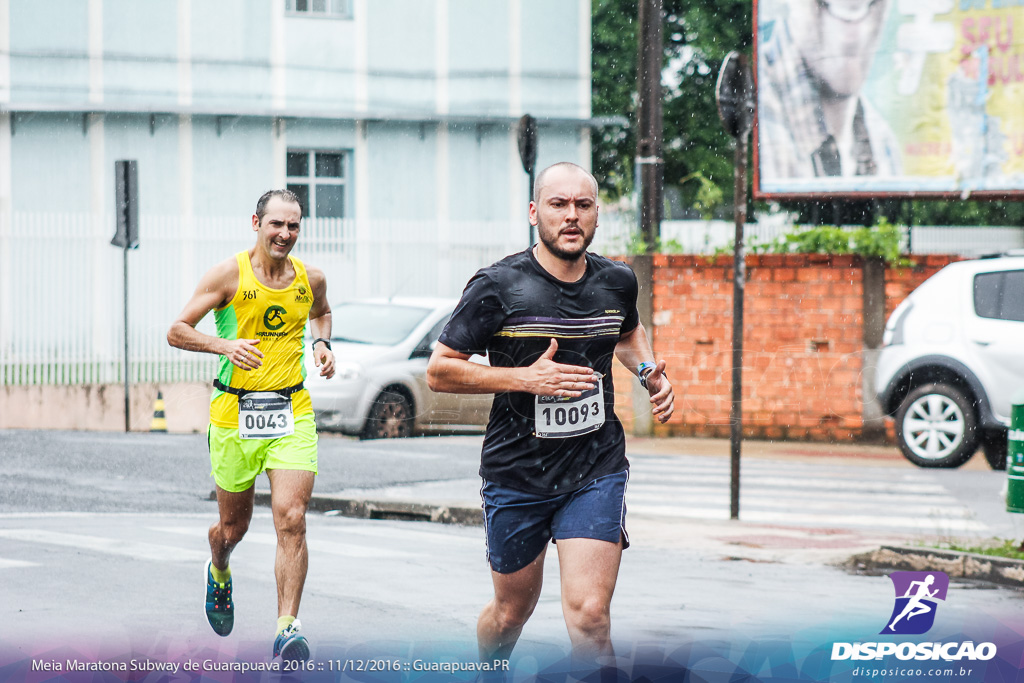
left=209, top=251, right=314, bottom=427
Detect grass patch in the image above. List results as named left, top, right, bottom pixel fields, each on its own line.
left=932, top=539, right=1024, bottom=561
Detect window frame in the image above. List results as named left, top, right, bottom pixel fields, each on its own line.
left=285, top=148, right=350, bottom=220
left=284, top=0, right=353, bottom=20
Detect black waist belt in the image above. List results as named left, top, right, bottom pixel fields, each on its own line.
left=213, top=379, right=305, bottom=397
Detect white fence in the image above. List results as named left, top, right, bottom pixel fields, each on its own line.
left=2, top=211, right=1021, bottom=386
left=0, top=213, right=526, bottom=386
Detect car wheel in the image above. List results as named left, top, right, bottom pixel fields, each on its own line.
left=982, top=428, right=1008, bottom=470
left=360, top=390, right=414, bottom=440
left=895, top=383, right=979, bottom=468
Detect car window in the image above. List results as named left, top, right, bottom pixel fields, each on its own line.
left=329, top=303, right=433, bottom=345
left=974, top=270, right=1024, bottom=322
left=424, top=316, right=451, bottom=348
left=410, top=314, right=452, bottom=357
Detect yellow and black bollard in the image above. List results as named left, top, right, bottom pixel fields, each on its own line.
left=150, top=391, right=168, bottom=433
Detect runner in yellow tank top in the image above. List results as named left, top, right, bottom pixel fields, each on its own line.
left=168, top=190, right=335, bottom=662
left=208, top=251, right=314, bottom=427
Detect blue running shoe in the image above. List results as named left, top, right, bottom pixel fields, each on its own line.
left=204, top=559, right=233, bottom=636
left=273, top=620, right=310, bottom=661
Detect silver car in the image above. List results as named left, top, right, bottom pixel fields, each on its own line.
left=304, top=297, right=492, bottom=439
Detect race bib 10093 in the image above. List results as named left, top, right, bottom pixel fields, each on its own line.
left=535, top=374, right=605, bottom=439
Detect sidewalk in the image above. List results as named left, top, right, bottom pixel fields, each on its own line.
left=282, top=435, right=997, bottom=567
left=240, top=434, right=1016, bottom=573
left=623, top=434, right=993, bottom=470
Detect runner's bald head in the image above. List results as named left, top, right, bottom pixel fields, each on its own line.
left=533, top=162, right=599, bottom=203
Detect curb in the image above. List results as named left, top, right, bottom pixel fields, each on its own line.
left=851, top=545, right=1024, bottom=588
left=210, top=490, right=483, bottom=526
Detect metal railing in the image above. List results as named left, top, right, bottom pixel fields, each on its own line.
left=2, top=211, right=1020, bottom=386
left=0, top=213, right=524, bottom=386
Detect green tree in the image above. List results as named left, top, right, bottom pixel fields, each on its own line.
left=592, top=0, right=751, bottom=216
left=593, top=0, right=1024, bottom=228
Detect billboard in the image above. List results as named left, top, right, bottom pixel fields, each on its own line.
left=754, top=0, right=1024, bottom=199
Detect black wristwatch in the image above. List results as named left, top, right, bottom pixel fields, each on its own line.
left=312, top=338, right=332, bottom=351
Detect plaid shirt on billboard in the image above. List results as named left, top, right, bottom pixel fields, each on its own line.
left=758, top=17, right=902, bottom=183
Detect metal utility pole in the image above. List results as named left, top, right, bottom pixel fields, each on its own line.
left=632, top=0, right=663, bottom=437
left=637, top=0, right=663, bottom=253
left=716, top=52, right=754, bottom=520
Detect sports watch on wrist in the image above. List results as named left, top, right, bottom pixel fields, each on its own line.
left=312, top=338, right=332, bottom=351
left=637, top=362, right=656, bottom=390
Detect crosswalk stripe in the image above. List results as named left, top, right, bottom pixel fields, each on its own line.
left=0, top=557, right=36, bottom=569
left=0, top=520, right=479, bottom=569
left=634, top=457, right=900, bottom=472
left=627, top=491, right=963, bottom=516
left=628, top=504, right=988, bottom=531
left=627, top=482, right=957, bottom=505
left=0, top=529, right=209, bottom=563
left=634, top=458, right=937, bottom=482
left=150, top=526, right=418, bottom=559
left=624, top=456, right=981, bottom=533
left=628, top=472, right=948, bottom=494
left=317, top=521, right=482, bottom=547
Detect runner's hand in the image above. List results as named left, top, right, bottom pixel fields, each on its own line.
left=524, top=339, right=596, bottom=397
left=314, top=345, right=335, bottom=379
left=646, top=360, right=674, bottom=423
left=223, top=338, right=263, bottom=371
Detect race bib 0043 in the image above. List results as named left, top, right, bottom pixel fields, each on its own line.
left=238, top=391, right=294, bottom=440
left=535, top=374, right=605, bottom=439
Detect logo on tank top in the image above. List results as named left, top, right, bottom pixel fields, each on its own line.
left=263, top=305, right=287, bottom=331
left=294, top=285, right=312, bottom=304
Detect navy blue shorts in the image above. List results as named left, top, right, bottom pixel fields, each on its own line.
left=481, top=470, right=630, bottom=574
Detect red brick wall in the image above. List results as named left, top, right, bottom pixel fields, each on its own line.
left=612, top=253, right=960, bottom=442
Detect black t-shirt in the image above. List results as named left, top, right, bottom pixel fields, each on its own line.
left=439, top=248, right=640, bottom=495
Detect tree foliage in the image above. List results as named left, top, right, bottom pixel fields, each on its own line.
left=592, top=0, right=1024, bottom=227
left=592, top=0, right=751, bottom=215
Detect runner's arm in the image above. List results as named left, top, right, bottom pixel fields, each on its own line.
left=427, top=339, right=595, bottom=397
left=166, top=258, right=264, bottom=371
left=614, top=323, right=674, bottom=423
left=306, top=266, right=335, bottom=378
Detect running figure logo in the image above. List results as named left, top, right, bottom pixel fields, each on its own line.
left=881, top=571, right=949, bottom=635
left=264, top=306, right=287, bottom=331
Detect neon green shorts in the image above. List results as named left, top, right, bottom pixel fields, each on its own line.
left=208, top=412, right=318, bottom=492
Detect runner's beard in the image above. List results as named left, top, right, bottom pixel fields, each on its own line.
left=538, top=223, right=594, bottom=261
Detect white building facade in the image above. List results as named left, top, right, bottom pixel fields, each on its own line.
left=0, top=0, right=598, bottom=428
left=0, top=0, right=593, bottom=221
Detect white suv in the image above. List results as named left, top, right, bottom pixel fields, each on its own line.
left=875, top=254, right=1024, bottom=469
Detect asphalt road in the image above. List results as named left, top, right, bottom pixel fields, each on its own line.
left=0, top=430, right=482, bottom=513
left=3, top=430, right=1024, bottom=682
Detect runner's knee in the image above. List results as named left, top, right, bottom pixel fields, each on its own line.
left=214, top=518, right=249, bottom=546
left=565, top=597, right=611, bottom=637
left=273, top=504, right=307, bottom=538
left=492, top=599, right=535, bottom=633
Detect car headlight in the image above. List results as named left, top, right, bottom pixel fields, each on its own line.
left=334, top=361, right=363, bottom=381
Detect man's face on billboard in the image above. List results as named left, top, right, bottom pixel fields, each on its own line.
left=793, top=0, right=889, bottom=98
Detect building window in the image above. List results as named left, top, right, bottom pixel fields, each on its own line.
left=286, top=150, right=347, bottom=218
left=285, top=0, right=351, bottom=19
